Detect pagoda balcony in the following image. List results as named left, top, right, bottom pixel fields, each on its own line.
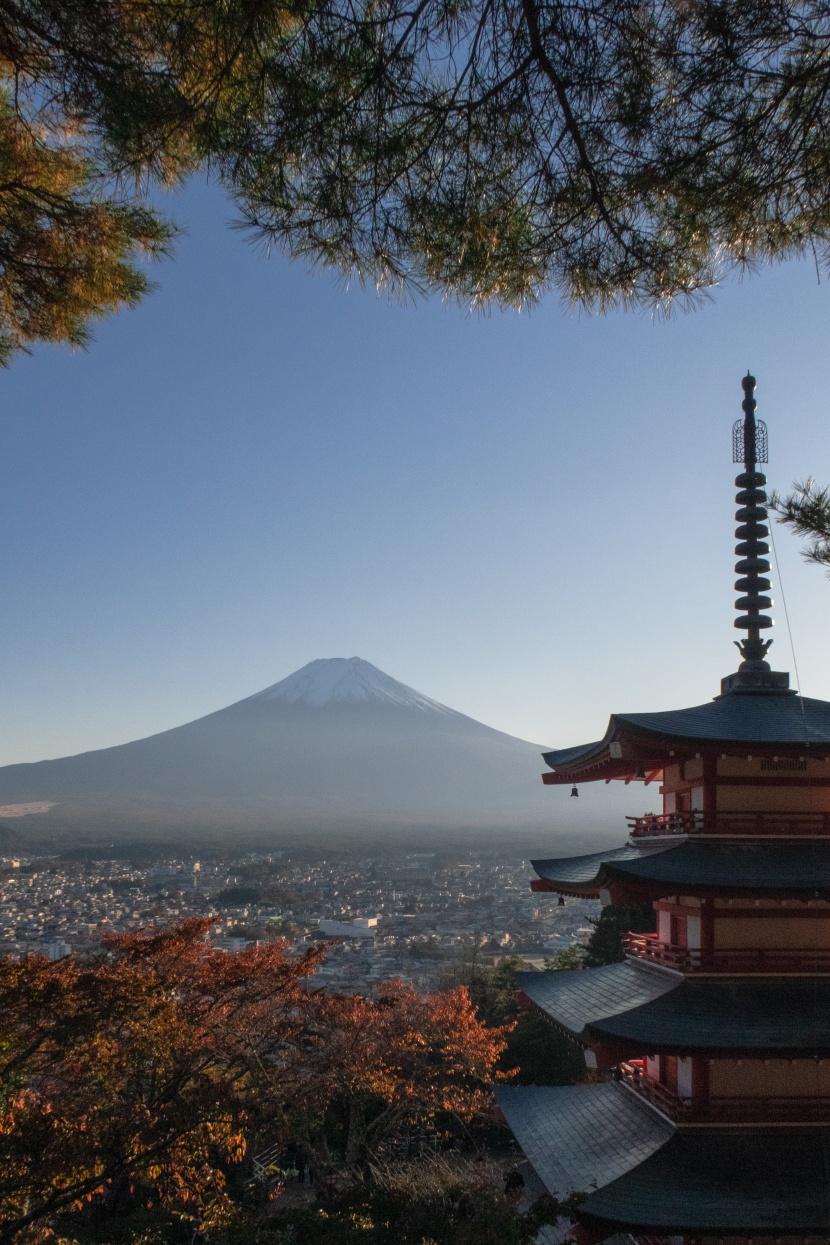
left=620, top=1061, right=830, bottom=1125
left=623, top=932, right=830, bottom=974
left=628, top=811, right=830, bottom=839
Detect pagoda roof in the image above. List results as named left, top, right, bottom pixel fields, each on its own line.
left=530, top=843, right=669, bottom=893
left=532, top=839, right=830, bottom=900
left=542, top=692, right=830, bottom=782
left=495, top=1083, right=672, bottom=1199
left=497, top=1083, right=830, bottom=1233
left=516, top=961, right=676, bottom=1036
left=520, top=962, right=830, bottom=1055
left=581, top=1128, right=830, bottom=1234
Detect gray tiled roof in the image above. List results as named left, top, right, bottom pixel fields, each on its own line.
left=533, top=840, right=830, bottom=897
left=516, top=962, right=677, bottom=1037
left=616, top=693, right=830, bottom=745
left=605, top=839, right=830, bottom=895
left=581, top=1129, right=830, bottom=1232
left=542, top=693, right=830, bottom=772
left=588, top=976, right=830, bottom=1054
left=530, top=844, right=669, bottom=888
left=495, top=1083, right=673, bottom=1199
left=541, top=740, right=606, bottom=768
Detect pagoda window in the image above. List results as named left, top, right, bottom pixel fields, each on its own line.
left=686, top=914, right=702, bottom=950
left=676, top=1057, right=693, bottom=1099
left=657, top=909, right=675, bottom=945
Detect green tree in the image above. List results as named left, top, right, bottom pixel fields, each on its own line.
left=6, top=1, right=830, bottom=359
left=544, top=946, right=585, bottom=972
left=582, top=903, right=655, bottom=968
left=438, top=951, right=584, bottom=1086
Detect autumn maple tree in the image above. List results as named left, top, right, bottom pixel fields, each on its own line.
left=0, top=920, right=325, bottom=1244
left=286, top=982, right=511, bottom=1180
left=0, top=922, right=511, bottom=1244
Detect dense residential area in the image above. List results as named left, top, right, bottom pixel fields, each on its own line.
left=0, top=848, right=598, bottom=987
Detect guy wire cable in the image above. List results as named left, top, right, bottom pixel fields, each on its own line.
left=768, top=515, right=809, bottom=748
left=766, top=498, right=830, bottom=1185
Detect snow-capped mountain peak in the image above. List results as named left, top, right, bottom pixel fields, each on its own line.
left=248, top=657, right=457, bottom=713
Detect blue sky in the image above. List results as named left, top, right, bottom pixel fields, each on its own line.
left=2, top=179, right=830, bottom=766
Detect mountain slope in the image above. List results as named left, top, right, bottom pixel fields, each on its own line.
left=0, top=659, right=561, bottom=836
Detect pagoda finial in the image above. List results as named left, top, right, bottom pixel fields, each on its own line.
left=720, top=374, right=792, bottom=696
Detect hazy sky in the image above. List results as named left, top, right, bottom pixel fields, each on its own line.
left=3, top=179, right=830, bottom=766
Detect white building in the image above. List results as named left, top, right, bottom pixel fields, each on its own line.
left=319, top=916, right=379, bottom=939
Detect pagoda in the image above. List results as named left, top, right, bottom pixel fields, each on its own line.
left=498, top=375, right=830, bottom=1241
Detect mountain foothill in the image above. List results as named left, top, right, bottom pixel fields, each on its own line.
left=0, top=658, right=624, bottom=849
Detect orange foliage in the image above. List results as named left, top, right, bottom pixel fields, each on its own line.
left=291, top=981, right=512, bottom=1168
left=0, top=920, right=323, bottom=1244
left=0, top=925, right=508, bottom=1243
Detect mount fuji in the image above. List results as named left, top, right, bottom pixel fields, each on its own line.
left=0, top=658, right=573, bottom=843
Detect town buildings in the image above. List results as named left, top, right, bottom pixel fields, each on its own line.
left=0, top=847, right=596, bottom=990
left=498, top=376, right=830, bottom=1239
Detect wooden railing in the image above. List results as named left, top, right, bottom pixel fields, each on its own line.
left=627, top=812, right=697, bottom=838
left=628, top=811, right=830, bottom=839
left=618, top=1061, right=680, bottom=1116
left=620, top=1061, right=830, bottom=1124
left=623, top=932, right=830, bottom=974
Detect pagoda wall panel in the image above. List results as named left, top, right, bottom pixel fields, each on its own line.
left=663, top=764, right=682, bottom=788
left=715, top=784, right=830, bottom=812
left=684, top=759, right=704, bottom=783
left=709, top=1059, right=830, bottom=1097
left=717, top=757, right=828, bottom=778
left=714, top=915, right=830, bottom=949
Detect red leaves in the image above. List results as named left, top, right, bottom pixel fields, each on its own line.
left=0, top=925, right=506, bottom=1242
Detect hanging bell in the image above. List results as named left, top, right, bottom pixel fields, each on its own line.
left=570, top=785, right=579, bottom=798
left=557, top=895, right=566, bottom=907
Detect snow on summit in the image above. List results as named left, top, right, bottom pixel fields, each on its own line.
left=248, top=657, right=458, bottom=713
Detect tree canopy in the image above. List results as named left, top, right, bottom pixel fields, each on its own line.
left=0, top=920, right=510, bottom=1245
left=4, top=0, right=830, bottom=360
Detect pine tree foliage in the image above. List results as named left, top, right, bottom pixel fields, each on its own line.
left=6, top=0, right=830, bottom=358
left=771, top=480, right=830, bottom=571
left=582, top=902, right=655, bottom=968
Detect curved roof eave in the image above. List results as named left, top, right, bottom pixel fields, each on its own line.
left=542, top=693, right=830, bottom=775
left=533, top=841, right=830, bottom=900
left=516, top=961, right=677, bottom=1040
left=586, top=976, right=830, bottom=1055
left=542, top=735, right=611, bottom=770
left=530, top=844, right=671, bottom=894
left=580, top=1129, right=830, bottom=1233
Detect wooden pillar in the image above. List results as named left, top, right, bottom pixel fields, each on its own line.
left=700, top=896, right=714, bottom=970
left=702, top=754, right=717, bottom=830
left=691, top=1057, right=710, bottom=1111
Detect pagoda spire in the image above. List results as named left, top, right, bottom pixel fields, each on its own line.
left=721, top=373, right=791, bottom=695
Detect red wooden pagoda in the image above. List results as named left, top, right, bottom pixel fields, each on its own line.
left=498, top=375, right=830, bottom=1241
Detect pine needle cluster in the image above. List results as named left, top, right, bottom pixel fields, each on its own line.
left=5, top=1, right=830, bottom=357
